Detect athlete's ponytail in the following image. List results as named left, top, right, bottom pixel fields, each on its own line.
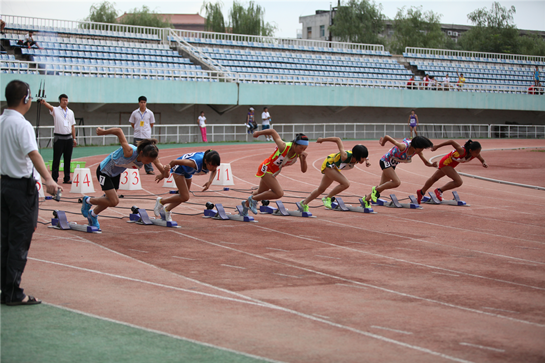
left=137, top=138, right=159, bottom=158
left=203, top=149, right=221, bottom=167
left=464, top=139, right=481, bottom=154
left=291, top=133, right=309, bottom=146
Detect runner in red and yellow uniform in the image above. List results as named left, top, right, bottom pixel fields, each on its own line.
left=416, top=139, right=487, bottom=203
left=242, top=129, right=309, bottom=216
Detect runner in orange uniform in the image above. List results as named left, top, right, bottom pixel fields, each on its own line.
left=242, top=129, right=309, bottom=216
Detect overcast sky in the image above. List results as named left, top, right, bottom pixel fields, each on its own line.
left=1, top=0, right=543, bottom=38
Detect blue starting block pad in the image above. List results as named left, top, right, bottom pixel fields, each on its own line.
left=203, top=203, right=257, bottom=223
left=49, top=210, right=101, bottom=233
left=330, top=197, right=376, bottom=214
left=372, top=194, right=422, bottom=209
left=421, top=191, right=469, bottom=207
left=128, top=207, right=180, bottom=228
left=259, top=200, right=316, bottom=218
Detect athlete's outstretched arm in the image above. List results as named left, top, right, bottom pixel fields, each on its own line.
left=299, top=152, right=308, bottom=173
left=417, top=151, right=437, bottom=168
left=431, top=140, right=463, bottom=154
left=477, top=154, right=488, bottom=168
left=316, top=137, right=347, bottom=159
left=254, top=129, right=286, bottom=153
left=96, top=127, right=133, bottom=157
left=379, top=135, right=406, bottom=151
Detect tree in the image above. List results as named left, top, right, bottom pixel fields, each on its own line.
left=390, top=6, right=449, bottom=54
left=85, top=1, right=118, bottom=24
left=119, top=5, right=172, bottom=28
left=457, top=2, right=518, bottom=54
left=329, top=0, right=385, bottom=45
left=229, top=1, right=276, bottom=36
left=518, top=34, right=545, bottom=57
left=202, top=1, right=226, bottom=33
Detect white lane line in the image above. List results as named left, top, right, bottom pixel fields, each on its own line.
left=507, top=261, right=538, bottom=267
left=315, top=255, right=341, bottom=260
left=172, top=256, right=195, bottom=261
left=44, top=302, right=285, bottom=363
left=372, top=263, right=398, bottom=268
left=335, top=283, right=367, bottom=289
left=482, top=307, right=519, bottom=314
left=218, top=241, right=241, bottom=245
left=396, top=247, right=420, bottom=251
left=459, top=342, right=505, bottom=353
left=514, top=246, right=540, bottom=250
left=265, top=247, right=288, bottom=252
left=312, top=313, right=330, bottom=319
left=221, top=264, right=246, bottom=270
left=273, top=273, right=301, bottom=279
left=371, top=326, right=413, bottom=335
left=431, top=272, right=460, bottom=277
left=128, top=249, right=148, bottom=253
left=344, top=241, right=369, bottom=245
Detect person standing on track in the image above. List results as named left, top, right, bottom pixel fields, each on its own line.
left=1, top=80, right=61, bottom=306
left=408, top=110, right=419, bottom=139
left=261, top=107, right=272, bottom=141
left=129, top=96, right=155, bottom=175
left=154, top=150, right=220, bottom=222
left=362, top=135, right=436, bottom=208
left=299, top=137, right=370, bottom=211
left=40, top=94, right=77, bottom=184
left=416, top=139, right=487, bottom=203
left=197, top=111, right=208, bottom=143
left=81, top=127, right=166, bottom=230
left=241, top=129, right=309, bottom=216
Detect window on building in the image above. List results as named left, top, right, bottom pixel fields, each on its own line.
left=320, top=25, right=325, bottom=37
left=307, top=27, right=312, bottom=38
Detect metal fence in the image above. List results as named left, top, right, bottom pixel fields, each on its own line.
left=405, top=47, right=545, bottom=64
left=33, top=123, right=545, bottom=148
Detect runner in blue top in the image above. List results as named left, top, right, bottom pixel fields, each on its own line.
left=408, top=110, right=419, bottom=139
left=362, top=135, right=436, bottom=208
left=81, top=127, right=166, bottom=229
left=154, top=150, right=221, bottom=222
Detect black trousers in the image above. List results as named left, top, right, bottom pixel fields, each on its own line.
left=133, top=138, right=153, bottom=173
left=1, top=177, right=39, bottom=303
left=52, top=137, right=73, bottom=182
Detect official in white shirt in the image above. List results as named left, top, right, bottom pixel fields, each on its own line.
left=1, top=80, right=61, bottom=306
left=129, top=96, right=155, bottom=174
left=40, top=94, right=77, bottom=183
left=261, top=107, right=272, bottom=141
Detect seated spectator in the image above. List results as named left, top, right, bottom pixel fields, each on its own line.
left=429, top=76, right=437, bottom=90
left=529, top=83, right=544, bottom=95
left=423, top=74, right=430, bottom=90
left=0, top=16, right=5, bottom=35
left=24, top=31, right=42, bottom=49
left=406, top=75, right=416, bottom=90
left=442, top=74, right=451, bottom=90
left=456, top=71, right=466, bottom=89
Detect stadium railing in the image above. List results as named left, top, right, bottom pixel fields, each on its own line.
left=32, top=123, right=545, bottom=148
left=404, top=47, right=545, bottom=65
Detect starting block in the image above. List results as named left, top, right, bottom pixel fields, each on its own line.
left=330, top=197, right=376, bottom=214
left=49, top=210, right=101, bottom=233
left=203, top=203, right=257, bottom=223
left=372, top=194, right=422, bottom=209
left=259, top=200, right=315, bottom=218
left=128, top=206, right=180, bottom=228
left=422, top=191, right=469, bottom=207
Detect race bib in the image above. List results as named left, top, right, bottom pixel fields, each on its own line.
left=261, top=164, right=268, bottom=173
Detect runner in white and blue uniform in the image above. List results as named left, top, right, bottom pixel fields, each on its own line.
left=154, top=150, right=221, bottom=222
left=81, top=127, right=165, bottom=230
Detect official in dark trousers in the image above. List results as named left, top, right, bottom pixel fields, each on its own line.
left=40, top=94, right=77, bottom=183
left=129, top=96, right=155, bottom=174
left=1, top=80, right=61, bottom=305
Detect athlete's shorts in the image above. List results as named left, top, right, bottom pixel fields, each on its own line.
left=262, top=124, right=270, bottom=131
left=379, top=160, right=396, bottom=170
left=409, top=122, right=417, bottom=127
left=96, top=166, right=121, bottom=191
left=171, top=165, right=193, bottom=179
left=320, top=158, right=340, bottom=174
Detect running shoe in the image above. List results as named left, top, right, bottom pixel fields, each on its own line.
left=322, top=197, right=332, bottom=209
left=361, top=198, right=371, bottom=209
left=154, top=197, right=165, bottom=218
left=416, top=190, right=424, bottom=205
left=248, top=195, right=258, bottom=214
left=240, top=200, right=249, bottom=216
left=81, top=196, right=92, bottom=218
left=164, top=209, right=172, bottom=222
left=370, top=186, right=380, bottom=203
left=87, top=213, right=100, bottom=230
left=434, top=188, right=443, bottom=202
left=298, top=200, right=309, bottom=213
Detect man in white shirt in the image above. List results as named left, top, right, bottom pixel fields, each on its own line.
left=1, top=80, right=60, bottom=306
left=261, top=107, right=272, bottom=141
left=24, top=31, right=41, bottom=49
left=40, top=94, right=77, bottom=183
left=129, top=96, right=155, bottom=174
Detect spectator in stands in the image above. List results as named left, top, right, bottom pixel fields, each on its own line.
left=197, top=111, right=207, bottom=143
left=429, top=76, right=437, bottom=91
left=261, top=107, right=272, bottom=141
left=246, top=107, right=257, bottom=134
left=528, top=82, right=544, bottom=95
left=442, top=74, right=451, bottom=90
left=24, top=31, right=41, bottom=49
left=40, top=94, right=77, bottom=184
left=406, top=75, right=416, bottom=90
left=129, top=96, right=155, bottom=174
left=456, top=71, right=466, bottom=89
left=534, top=66, right=540, bottom=87
left=423, top=74, right=430, bottom=90
left=0, top=16, right=5, bottom=35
